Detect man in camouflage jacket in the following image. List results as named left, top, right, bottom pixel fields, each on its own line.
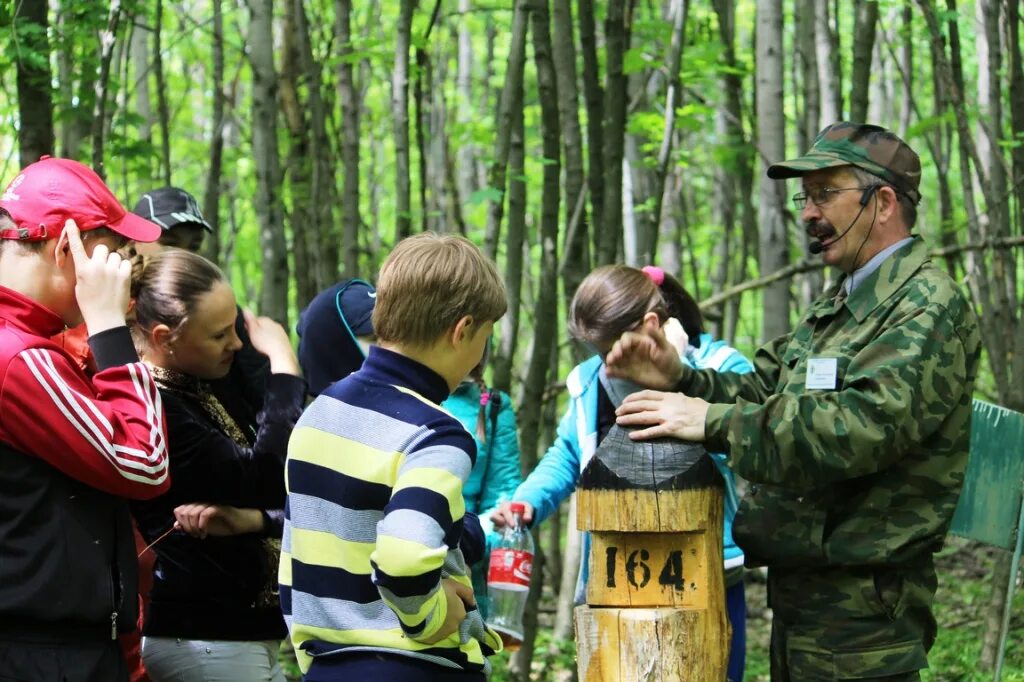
left=610, top=122, right=982, bottom=681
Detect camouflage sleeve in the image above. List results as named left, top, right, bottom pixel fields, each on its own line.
left=679, top=332, right=792, bottom=404
left=703, top=303, right=970, bottom=489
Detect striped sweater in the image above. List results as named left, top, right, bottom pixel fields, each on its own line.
left=280, top=345, right=501, bottom=675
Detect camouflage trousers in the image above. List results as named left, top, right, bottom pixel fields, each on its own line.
left=766, top=563, right=937, bottom=681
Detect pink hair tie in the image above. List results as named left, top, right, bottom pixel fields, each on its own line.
left=642, top=265, right=665, bottom=286
left=480, top=391, right=491, bottom=407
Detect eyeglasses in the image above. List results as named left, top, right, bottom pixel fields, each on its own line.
left=791, top=186, right=872, bottom=210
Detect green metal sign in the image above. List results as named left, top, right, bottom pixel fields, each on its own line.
left=951, top=400, right=1024, bottom=550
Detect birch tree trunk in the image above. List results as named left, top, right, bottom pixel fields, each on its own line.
left=248, top=0, right=288, bottom=324
left=756, top=0, right=790, bottom=341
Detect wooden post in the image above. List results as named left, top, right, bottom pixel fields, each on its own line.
left=574, top=426, right=729, bottom=681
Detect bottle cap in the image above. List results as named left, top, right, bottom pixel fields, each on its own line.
left=510, top=502, right=526, bottom=514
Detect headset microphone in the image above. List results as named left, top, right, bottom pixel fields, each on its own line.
left=807, top=186, right=879, bottom=255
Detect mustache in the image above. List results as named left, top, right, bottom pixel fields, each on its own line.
left=805, top=220, right=835, bottom=239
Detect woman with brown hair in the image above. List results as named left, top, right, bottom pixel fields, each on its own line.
left=129, top=250, right=305, bottom=682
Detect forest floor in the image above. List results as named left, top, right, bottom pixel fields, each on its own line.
left=282, top=535, right=1024, bottom=681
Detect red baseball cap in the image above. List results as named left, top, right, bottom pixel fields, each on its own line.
left=0, top=156, right=162, bottom=243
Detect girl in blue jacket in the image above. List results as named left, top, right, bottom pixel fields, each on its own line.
left=492, top=264, right=752, bottom=682
left=442, top=360, right=522, bottom=618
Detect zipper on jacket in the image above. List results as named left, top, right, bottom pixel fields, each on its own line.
left=110, top=611, right=118, bottom=640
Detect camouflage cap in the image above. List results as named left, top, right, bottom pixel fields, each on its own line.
left=767, top=122, right=922, bottom=205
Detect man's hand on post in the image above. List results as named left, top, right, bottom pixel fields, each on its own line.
left=616, top=390, right=710, bottom=443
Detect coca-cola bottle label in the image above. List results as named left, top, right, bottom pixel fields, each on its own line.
left=487, top=548, right=533, bottom=589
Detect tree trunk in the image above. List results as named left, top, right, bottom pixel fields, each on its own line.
left=129, top=9, right=155, bottom=188
left=795, top=0, right=823, bottom=304
left=153, top=0, right=172, bottom=184
left=756, top=0, right=789, bottom=342
left=1007, top=0, right=1024, bottom=293
left=898, top=3, right=913, bottom=137
left=491, top=106, right=526, bottom=394
left=336, top=0, right=363, bottom=278
left=552, top=0, right=589, bottom=309
left=849, top=0, right=878, bottom=123
left=484, top=0, right=529, bottom=261
left=201, top=0, right=225, bottom=264
left=796, top=0, right=819, bottom=153
left=814, top=0, right=840, bottom=125
left=15, top=0, right=55, bottom=167
left=455, top=0, right=477, bottom=201
left=414, top=46, right=430, bottom=234
left=598, top=0, right=634, bottom=266
left=711, top=0, right=757, bottom=345
left=509, top=5, right=561, bottom=676
left=280, top=0, right=316, bottom=309
left=91, top=0, right=125, bottom=178
left=553, top=494, right=583, bottom=641
left=646, top=0, right=688, bottom=266
left=294, top=0, right=336, bottom=292
left=392, top=0, right=416, bottom=241
left=579, top=0, right=606, bottom=261
left=249, top=0, right=288, bottom=324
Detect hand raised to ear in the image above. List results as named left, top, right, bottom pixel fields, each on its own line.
left=62, top=219, right=132, bottom=334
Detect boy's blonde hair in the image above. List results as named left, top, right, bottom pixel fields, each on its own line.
left=373, top=233, right=507, bottom=347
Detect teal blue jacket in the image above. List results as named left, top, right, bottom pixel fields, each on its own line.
left=442, top=382, right=523, bottom=617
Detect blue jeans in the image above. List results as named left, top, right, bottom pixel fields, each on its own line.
left=727, top=580, right=747, bottom=682
left=142, top=637, right=285, bottom=682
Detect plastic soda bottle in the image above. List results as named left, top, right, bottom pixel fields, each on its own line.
left=486, top=502, right=534, bottom=650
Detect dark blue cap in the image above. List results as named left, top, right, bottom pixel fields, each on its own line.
left=297, top=279, right=376, bottom=396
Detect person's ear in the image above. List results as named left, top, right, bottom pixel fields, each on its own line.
left=54, top=231, right=71, bottom=268
left=641, top=311, right=661, bottom=332
left=150, top=324, right=175, bottom=354
left=451, top=315, right=475, bottom=348
left=877, top=186, right=899, bottom=222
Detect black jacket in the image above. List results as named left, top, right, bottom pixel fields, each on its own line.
left=132, top=373, right=305, bottom=641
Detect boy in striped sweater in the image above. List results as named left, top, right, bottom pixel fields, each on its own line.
left=281, top=233, right=506, bottom=680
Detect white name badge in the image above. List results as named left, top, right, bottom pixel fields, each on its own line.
left=806, top=357, right=838, bottom=390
